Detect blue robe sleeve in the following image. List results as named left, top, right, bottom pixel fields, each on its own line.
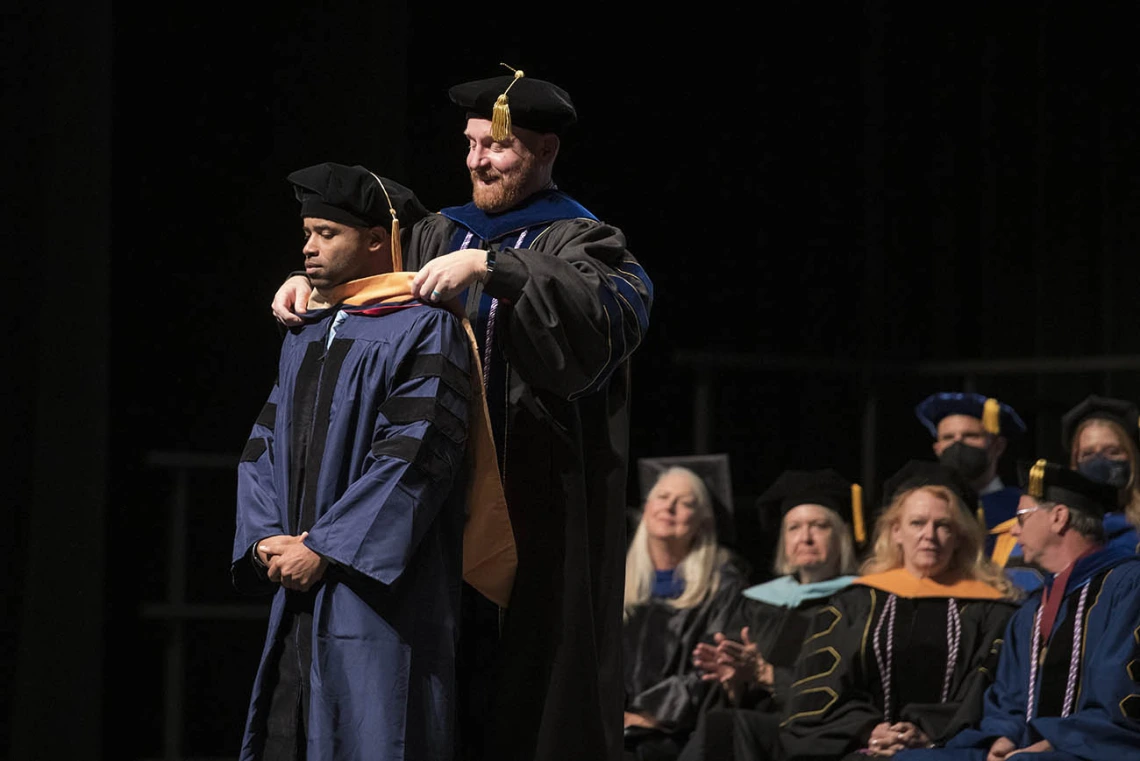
left=302, top=310, right=470, bottom=586
left=484, top=218, right=653, bottom=400
left=945, top=604, right=1035, bottom=750
left=1029, top=565, right=1140, bottom=755
left=231, top=378, right=285, bottom=595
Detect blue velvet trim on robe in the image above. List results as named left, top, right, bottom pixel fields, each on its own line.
left=440, top=188, right=597, bottom=242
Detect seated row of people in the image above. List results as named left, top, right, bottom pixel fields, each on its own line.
left=903, top=460, right=1140, bottom=760
left=917, top=391, right=1140, bottom=590
left=622, top=392, right=1140, bottom=761
left=653, top=463, right=1019, bottom=761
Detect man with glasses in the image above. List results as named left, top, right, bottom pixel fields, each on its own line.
left=901, top=458, right=1140, bottom=760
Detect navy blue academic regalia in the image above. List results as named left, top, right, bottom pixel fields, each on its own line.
left=232, top=292, right=471, bottom=761
left=1105, top=511, right=1140, bottom=554
left=898, top=545, right=1140, bottom=761
left=979, top=487, right=1020, bottom=532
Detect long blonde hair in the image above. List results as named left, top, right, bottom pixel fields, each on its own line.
left=862, top=484, right=1016, bottom=599
left=1069, top=418, right=1140, bottom=530
left=624, top=467, right=726, bottom=616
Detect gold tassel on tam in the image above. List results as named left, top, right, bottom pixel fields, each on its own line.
left=976, top=504, right=986, bottom=527
left=368, top=171, right=404, bottom=271
left=851, top=483, right=866, bottom=544
left=389, top=218, right=402, bottom=272
left=982, top=398, right=1001, bottom=435
left=491, top=65, right=525, bottom=142
left=1028, top=458, right=1047, bottom=499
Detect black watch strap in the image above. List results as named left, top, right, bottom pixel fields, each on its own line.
left=484, top=247, right=497, bottom=283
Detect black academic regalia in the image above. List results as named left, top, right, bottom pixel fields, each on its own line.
left=777, top=578, right=1015, bottom=761
left=734, top=595, right=838, bottom=712
left=623, top=562, right=748, bottom=759
left=408, top=191, right=654, bottom=761
left=675, top=576, right=857, bottom=761
left=905, top=546, right=1140, bottom=761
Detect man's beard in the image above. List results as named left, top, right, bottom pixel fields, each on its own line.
left=470, top=158, right=536, bottom=213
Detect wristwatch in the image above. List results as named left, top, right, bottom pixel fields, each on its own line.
left=484, top=247, right=497, bottom=284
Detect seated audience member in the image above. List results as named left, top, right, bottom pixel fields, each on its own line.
left=915, top=393, right=1041, bottom=593
left=678, top=464, right=1018, bottom=761
left=623, top=466, right=749, bottom=761
left=780, top=469, right=1018, bottom=759
left=899, top=459, right=1140, bottom=760
left=916, top=393, right=1026, bottom=534
left=681, top=469, right=862, bottom=759
left=1061, top=394, right=1140, bottom=549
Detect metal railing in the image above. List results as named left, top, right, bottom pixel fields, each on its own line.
left=140, top=451, right=268, bottom=761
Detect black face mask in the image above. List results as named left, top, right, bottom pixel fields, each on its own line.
left=1077, top=455, right=1131, bottom=489
left=938, top=441, right=991, bottom=482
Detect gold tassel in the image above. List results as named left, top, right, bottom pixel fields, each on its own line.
left=367, top=170, right=403, bottom=272
left=851, top=483, right=866, bottom=544
left=390, top=217, right=402, bottom=272
left=982, top=398, right=1001, bottom=435
left=490, top=66, right=525, bottom=142
left=991, top=531, right=1018, bottom=568
left=1028, top=458, right=1047, bottom=499
left=976, top=504, right=986, bottom=527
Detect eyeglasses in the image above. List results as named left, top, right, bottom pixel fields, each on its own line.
left=1015, top=506, right=1042, bottom=525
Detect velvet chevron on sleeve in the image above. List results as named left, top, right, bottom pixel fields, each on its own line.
left=406, top=189, right=653, bottom=761
left=232, top=287, right=471, bottom=761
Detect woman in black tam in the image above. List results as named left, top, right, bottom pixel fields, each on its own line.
left=1061, top=394, right=1140, bottom=549
left=684, top=462, right=1018, bottom=761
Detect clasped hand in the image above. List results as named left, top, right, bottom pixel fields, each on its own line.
left=987, top=737, right=1053, bottom=761
left=691, top=626, right=773, bottom=702
left=865, top=721, right=930, bottom=757
left=258, top=532, right=328, bottom=591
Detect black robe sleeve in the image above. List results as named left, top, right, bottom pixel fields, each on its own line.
left=700, top=598, right=831, bottom=715
left=409, top=214, right=652, bottom=401
left=624, top=564, right=748, bottom=736
left=779, top=590, right=1016, bottom=760
left=779, top=586, right=882, bottom=760
left=899, top=599, right=1015, bottom=743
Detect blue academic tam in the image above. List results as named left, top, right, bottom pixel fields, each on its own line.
left=915, top=392, right=1027, bottom=438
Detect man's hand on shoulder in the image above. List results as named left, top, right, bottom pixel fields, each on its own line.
left=271, top=274, right=312, bottom=327
left=412, top=249, right=487, bottom=303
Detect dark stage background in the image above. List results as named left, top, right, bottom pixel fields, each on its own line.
left=8, top=2, right=1140, bottom=758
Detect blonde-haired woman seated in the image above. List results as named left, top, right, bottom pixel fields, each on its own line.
left=776, top=461, right=1019, bottom=760
left=623, top=466, right=748, bottom=761
left=676, top=469, right=862, bottom=761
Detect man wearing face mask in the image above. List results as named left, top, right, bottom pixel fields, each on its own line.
left=914, top=393, right=1039, bottom=590
left=916, top=392, right=1026, bottom=529
left=1060, top=394, right=1140, bottom=553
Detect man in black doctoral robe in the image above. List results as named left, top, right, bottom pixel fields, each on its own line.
left=271, top=68, right=654, bottom=761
